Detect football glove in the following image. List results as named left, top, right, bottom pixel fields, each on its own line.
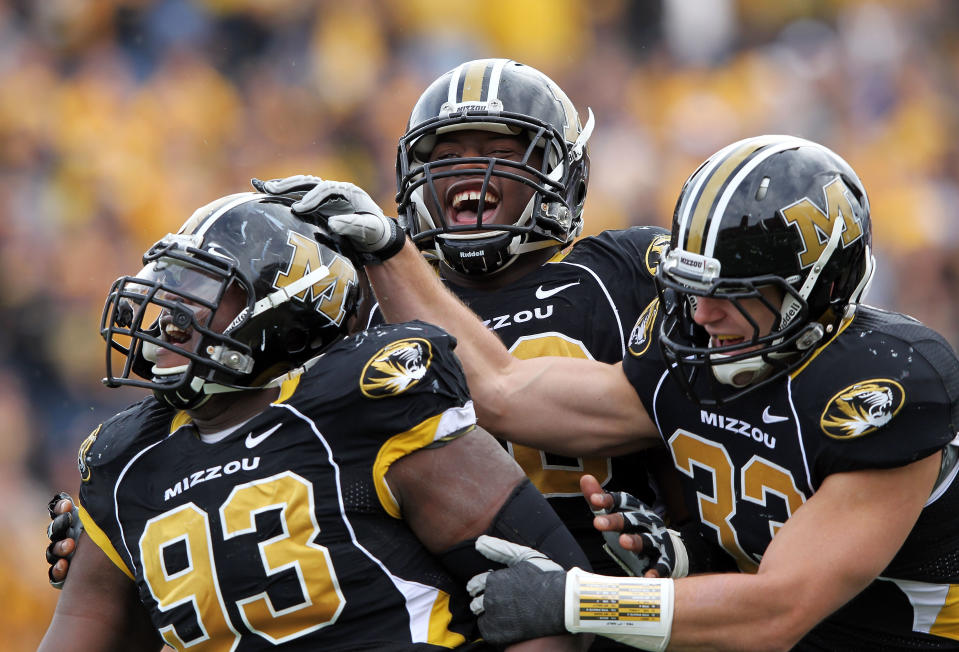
left=467, top=535, right=568, bottom=645
left=46, top=491, right=83, bottom=589
left=252, top=176, right=405, bottom=263
left=595, top=491, right=688, bottom=578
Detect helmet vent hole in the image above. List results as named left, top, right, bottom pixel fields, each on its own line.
left=755, top=177, right=770, bottom=201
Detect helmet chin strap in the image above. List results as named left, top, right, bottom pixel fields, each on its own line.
left=709, top=346, right=776, bottom=388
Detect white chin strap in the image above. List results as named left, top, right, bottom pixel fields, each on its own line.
left=709, top=349, right=775, bottom=388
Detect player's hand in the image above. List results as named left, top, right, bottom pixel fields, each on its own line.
left=466, top=535, right=569, bottom=645
left=46, top=492, right=83, bottom=589
left=581, top=474, right=689, bottom=578
left=252, top=174, right=324, bottom=198
left=253, top=177, right=405, bottom=263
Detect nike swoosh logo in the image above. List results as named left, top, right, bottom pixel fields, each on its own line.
left=535, top=281, right=580, bottom=300
left=762, top=407, right=789, bottom=424
left=245, top=424, right=282, bottom=449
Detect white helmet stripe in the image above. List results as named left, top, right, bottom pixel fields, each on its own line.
left=486, top=58, right=506, bottom=101
left=674, top=138, right=751, bottom=250
left=702, top=136, right=809, bottom=257
left=448, top=62, right=466, bottom=105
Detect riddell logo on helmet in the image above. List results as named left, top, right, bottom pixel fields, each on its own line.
left=460, top=250, right=485, bottom=258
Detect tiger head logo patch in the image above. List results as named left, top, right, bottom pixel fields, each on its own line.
left=820, top=379, right=905, bottom=439
left=361, top=338, right=433, bottom=398
left=78, top=424, right=102, bottom=483
left=628, top=298, right=659, bottom=358
left=645, top=233, right=670, bottom=276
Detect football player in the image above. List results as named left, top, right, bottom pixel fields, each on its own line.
left=312, top=135, right=959, bottom=650
left=256, top=58, right=692, bottom=590
left=39, top=192, right=590, bottom=651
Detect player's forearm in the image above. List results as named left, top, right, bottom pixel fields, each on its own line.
left=666, top=572, right=811, bottom=651
left=563, top=570, right=808, bottom=652
left=507, top=634, right=591, bottom=651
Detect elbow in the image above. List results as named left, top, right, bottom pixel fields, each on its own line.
left=472, top=380, right=512, bottom=433
left=468, top=361, right=518, bottom=433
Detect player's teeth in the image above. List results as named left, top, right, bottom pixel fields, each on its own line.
left=452, top=191, right=498, bottom=209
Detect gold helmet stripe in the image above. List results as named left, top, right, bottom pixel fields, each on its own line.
left=703, top=136, right=811, bottom=258
left=450, top=58, right=509, bottom=105
left=176, top=192, right=263, bottom=239
left=460, top=60, right=489, bottom=102
left=681, top=139, right=769, bottom=254
left=677, top=135, right=813, bottom=255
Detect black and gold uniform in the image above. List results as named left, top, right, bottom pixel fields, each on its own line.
left=371, top=226, right=673, bottom=577
left=78, top=322, right=489, bottom=651
left=625, top=305, right=959, bottom=650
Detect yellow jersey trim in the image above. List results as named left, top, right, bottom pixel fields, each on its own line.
left=789, top=314, right=855, bottom=380
left=428, top=589, right=467, bottom=647
left=77, top=503, right=135, bottom=581
left=372, top=412, right=471, bottom=519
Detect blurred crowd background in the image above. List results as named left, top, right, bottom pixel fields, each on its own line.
left=4, top=0, right=959, bottom=647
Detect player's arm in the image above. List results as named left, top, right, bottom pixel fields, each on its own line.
left=663, top=450, right=942, bottom=650
left=377, top=242, right=656, bottom=457
left=476, top=450, right=942, bottom=650
left=38, top=529, right=161, bottom=651
left=387, top=425, right=592, bottom=652
left=279, top=179, right=658, bottom=454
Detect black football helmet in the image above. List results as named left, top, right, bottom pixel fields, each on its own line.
left=101, top=192, right=361, bottom=409
left=396, top=58, right=593, bottom=275
left=657, top=135, right=875, bottom=405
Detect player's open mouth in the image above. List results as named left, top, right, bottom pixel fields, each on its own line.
left=162, top=320, right=192, bottom=345
left=711, top=334, right=746, bottom=348
left=446, top=186, right=500, bottom=225
left=151, top=313, right=197, bottom=368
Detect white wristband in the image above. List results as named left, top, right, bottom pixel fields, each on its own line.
left=669, top=528, right=689, bottom=578
left=564, top=568, right=674, bottom=651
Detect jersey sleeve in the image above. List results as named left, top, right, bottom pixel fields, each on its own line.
left=621, top=292, right=670, bottom=419
left=76, top=398, right=173, bottom=579
left=575, top=226, right=669, bottom=330
left=801, top=319, right=959, bottom=483
left=298, top=321, right=478, bottom=517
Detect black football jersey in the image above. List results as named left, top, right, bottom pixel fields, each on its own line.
left=370, top=227, right=672, bottom=576
left=77, top=322, right=488, bottom=651
left=624, top=305, right=959, bottom=650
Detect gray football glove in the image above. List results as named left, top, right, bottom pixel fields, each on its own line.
left=596, top=491, right=688, bottom=578
left=46, top=491, right=83, bottom=589
left=252, top=176, right=405, bottom=262
left=467, top=535, right=568, bottom=645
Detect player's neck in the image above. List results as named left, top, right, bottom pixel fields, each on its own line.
left=440, top=246, right=559, bottom=291
left=187, top=387, right=280, bottom=435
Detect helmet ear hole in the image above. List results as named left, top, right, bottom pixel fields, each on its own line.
left=574, top=179, right=587, bottom=208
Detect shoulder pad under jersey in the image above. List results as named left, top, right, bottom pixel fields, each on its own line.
left=78, top=397, right=175, bottom=482
left=574, top=226, right=671, bottom=277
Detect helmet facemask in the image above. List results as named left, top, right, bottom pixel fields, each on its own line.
left=396, top=59, right=592, bottom=276
left=657, top=135, right=875, bottom=406
left=657, top=247, right=822, bottom=406
left=102, top=238, right=257, bottom=410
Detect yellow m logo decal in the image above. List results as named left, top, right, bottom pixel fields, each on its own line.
left=780, top=177, right=863, bottom=269
left=274, top=232, right=357, bottom=326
